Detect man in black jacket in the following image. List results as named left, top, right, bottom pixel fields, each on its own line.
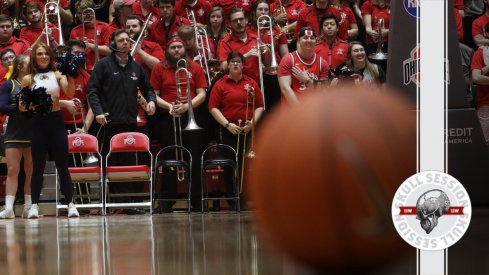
left=87, top=29, right=156, bottom=212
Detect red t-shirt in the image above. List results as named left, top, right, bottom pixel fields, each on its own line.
left=175, top=0, right=212, bottom=25
left=471, top=49, right=489, bottom=107
left=132, top=2, right=161, bottom=24
left=247, top=24, right=288, bottom=68
left=59, top=69, right=90, bottom=125
left=453, top=0, right=464, bottom=11
left=26, top=0, right=69, bottom=10
left=278, top=51, right=329, bottom=99
left=361, top=0, right=390, bottom=45
left=134, top=39, right=165, bottom=76
left=330, top=4, right=357, bottom=41
left=313, top=38, right=348, bottom=70
left=69, top=20, right=111, bottom=70
left=0, top=37, right=30, bottom=56
left=19, top=23, right=60, bottom=46
left=269, top=0, right=306, bottom=24
left=147, top=16, right=191, bottom=51
left=150, top=60, right=208, bottom=104
left=208, top=74, right=264, bottom=124
left=219, top=31, right=261, bottom=84
left=454, top=8, right=463, bottom=42
left=211, top=0, right=254, bottom=26
left=294, top=5, right=341, bottom=38
left=472, top=14, right=489, bottom=41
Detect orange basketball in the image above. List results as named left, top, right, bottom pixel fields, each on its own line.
left=249, top=86, right=416, bottom=272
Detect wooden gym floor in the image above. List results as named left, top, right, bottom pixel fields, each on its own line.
left=0, top=208, right=488, bottom=274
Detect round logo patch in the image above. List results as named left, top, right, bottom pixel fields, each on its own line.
left=403, top=0, right=419, bottom=18
left=391, top=171, right=471, bottom=250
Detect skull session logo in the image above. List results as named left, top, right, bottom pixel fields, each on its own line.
left=391, top=171, right=471, bottom=250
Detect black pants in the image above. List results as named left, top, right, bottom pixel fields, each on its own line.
left=154, top=112, right=205, bottom=210
left=263, top=73, right=281, bottom=113
left=31, top=111, right=73, bottom=204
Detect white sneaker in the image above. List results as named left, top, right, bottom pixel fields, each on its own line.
left=28, top=204, right=39, bottom=219
left=0, top=208, right=15, bottom=219
left=22, top=206, right=31, bottom=218
left=67, top=203, right=80, bottom=218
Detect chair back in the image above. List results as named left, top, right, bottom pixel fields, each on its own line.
left=201, top=144, right=238, bottom=164
left=68, top=133, right=99, bottom=153
left=109, top=132, right=150, bottom=153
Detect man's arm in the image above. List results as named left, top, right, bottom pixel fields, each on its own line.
left=86, top=62, right=105, bottom=117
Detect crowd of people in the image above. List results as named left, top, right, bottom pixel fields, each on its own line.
left=0, top=0, right=476, bottom=217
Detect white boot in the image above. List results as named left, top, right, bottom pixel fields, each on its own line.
left=0, top=208, right=15, bottom=219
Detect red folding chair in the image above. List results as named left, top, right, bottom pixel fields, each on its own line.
left=56, top=133, right=104, bottom=215
left=105, top=132, right=153, bottom=214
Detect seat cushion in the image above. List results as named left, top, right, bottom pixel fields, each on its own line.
left=106, top=165, right=151, bottom=181
left=68, top=167, right=101, bottom=181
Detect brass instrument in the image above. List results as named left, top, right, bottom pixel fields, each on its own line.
left=273, top=0, right=293, bottom=43
left=44, top=0, right=64, bottom=47
left=239, top=85, right=257, bottom=193
left=368, top=17, right=388, bottom=61
left=71, top=98, right=99, bottom=166
left=81, top=8, right=99, bottom=67
left=187, top=9, right=219, bottom=84
left=256, top=14, right=279, bottom=110
left=130, top=12, right=152, bottom=56
left=173, top=59, right=202, bottom=181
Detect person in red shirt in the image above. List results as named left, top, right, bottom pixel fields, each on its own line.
left=0, top=15, right=30, bottom=56
left=147, top=0, right=191, bottom=51
left=361, top=0, right=389, bottom=56
left=212, top=0, right=254, bottom=26
left=471, top=23, right=489, bottom=147
left=249, top=0, right=289, bottom=111
left=58, top=40, right=92, bottom=135
left=313, top=13, right=348, bottom=71
left=270, top=0, right=306, bottom=43
left=278, top=27, right=329, bottom=106
left=126, top=15, right=165, bottom=76
left=150, top=36, right=207, bottom=213
left=109, top=0, right=135, bottom=32
left=219, top=8, right=265, bottom=86
left=205, top=6, right=228, bottom=60
left=0, top=49, right=15, bottom=82
left=294, top=0, right=340, bottom=39
left=329, top=0, right=358, bottom=40
left=175, top=0, right=212, bottom=25
left=132, top=0, right=161, bottom=27
left=27, top=0, right=73, bottom=25
left=69, top=0, right=112, bottom=71
left=208, top=51, right=264, bottom=211
left=20, top=2, right=60, bottom=47
left=472, top=0, right=489, bottom=47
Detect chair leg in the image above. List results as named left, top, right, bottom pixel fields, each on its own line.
left=187, top=167, right=192, bottom=213
left=201, top=168, right=205, bottom=213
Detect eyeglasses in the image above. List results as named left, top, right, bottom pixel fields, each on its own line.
left=229, top=60, right=242, bottom=65
left=1, top=55, right=15, bottom=62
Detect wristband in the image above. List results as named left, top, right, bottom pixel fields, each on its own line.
left=224, top=122, right=230, bottom=128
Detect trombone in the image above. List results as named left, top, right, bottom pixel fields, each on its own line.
left=81, top=8, right=100, bottom=67
left=44, top=0, right=64, bottom=47
left=237, top=85, right=257, bottom=193
left=71, top=98, right=99, bottom=166
left=368, top=17, right=388, bottom=61
left=130, top=12, right=153, bottom=56
left=173, top=59, right=202, bottom=181
left=256, top=15, right=279, bottom=111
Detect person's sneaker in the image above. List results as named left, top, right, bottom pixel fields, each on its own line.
left=28, top=204, right=39, bottom=219
left=0, top=208, right=15, bottom=219
left=22, top=206, right=31, bottom=218
left=67, top=203, right=80, bottom=218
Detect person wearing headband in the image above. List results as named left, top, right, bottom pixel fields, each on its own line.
left=150, top=35, right=208, bottom=213
left=278, top=27, right=329, bottom=106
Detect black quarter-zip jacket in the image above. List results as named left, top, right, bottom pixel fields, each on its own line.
left=87, top=53, right=157, bottom=124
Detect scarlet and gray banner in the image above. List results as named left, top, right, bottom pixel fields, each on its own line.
left=387, top=0, right=489, bottom=206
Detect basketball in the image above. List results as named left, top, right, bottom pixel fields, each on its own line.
left=249, top=86, right=416, bottom=272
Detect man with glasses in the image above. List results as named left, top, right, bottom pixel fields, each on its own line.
left=219, top=8, right=267, bottom=86
left=0, top=15, right=30, bottom=56
left=209, top=51, right=264, bottom=211
left=278, top=27, right=329, bottom=106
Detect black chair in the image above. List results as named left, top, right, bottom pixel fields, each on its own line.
left=201, top=144, right=239, bottom=212
left=153, top=145, right=192, bottom=213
